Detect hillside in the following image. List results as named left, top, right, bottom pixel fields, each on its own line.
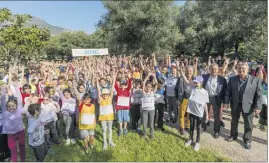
left=27, top=16, right=70, bottom=36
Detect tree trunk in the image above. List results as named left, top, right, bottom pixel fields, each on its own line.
left=234, top=40, right=239, bottom=53
left=200, top=38, right=208, bottom=57
left=206, top=40, right=214, bottom=57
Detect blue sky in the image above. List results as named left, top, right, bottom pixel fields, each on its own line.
left=0, top=1, right=186, bottom=34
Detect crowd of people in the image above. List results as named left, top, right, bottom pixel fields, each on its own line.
left=0, top=53, right=267, bottom=162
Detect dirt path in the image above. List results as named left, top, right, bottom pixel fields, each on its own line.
left=164, top=110, right=267, bottom=162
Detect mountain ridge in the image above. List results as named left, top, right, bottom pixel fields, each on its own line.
left=27, top=16, right=70, bottom=35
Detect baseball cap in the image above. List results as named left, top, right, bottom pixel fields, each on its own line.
left=193, top=76, right=204, bottom=83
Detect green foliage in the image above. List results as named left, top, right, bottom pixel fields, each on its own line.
left=99, top=1, right=183, bottom=55
left=177, top=0, right=267, bottom=59
left=0, top=8, right=51, bottom=62
left=25, top=123, right=230, bottom=162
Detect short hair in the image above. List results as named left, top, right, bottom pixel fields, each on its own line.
left=23, top=84, right=31, bottom=90
left=82, top=93, right=92, bottom=100
left=63, top=89, right=72, bottom=94
left=28, top=104, right=41, bottom=116
left=185, top=66, right=194, bottom=71
left=210, top=63, right=219, bottom=70
left=58, top=76, right=66, bottom=81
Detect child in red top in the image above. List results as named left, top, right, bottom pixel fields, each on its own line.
left=114, top=72, right=132, bottom=136
left=20, top=84, right=31, bottom=105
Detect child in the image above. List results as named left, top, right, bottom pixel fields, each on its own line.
left=97, top=73, right=116, bottom=150
left=114, top=72, right=132, bottom=136
left=57, top=88, right=77, bottom=145
left=130, top=80, right=143, bottom=132
left=40, top=93, right=60, bottom=149
left=259, top=79, right=267, bottom=131
left=20, top=84, right=31, bottom=105
left=154, top=79, right=165, bottom=131
left=141, top=73, right=157, bottom=140
left=1, top=86, right=25, bottom=162
left=78, top=93, right=96, bottom=154
left=185, top=76, right=209, bottom=152
left=27, top=104, right=48, bottom=162
left=0, top=85, right=11, bottom=162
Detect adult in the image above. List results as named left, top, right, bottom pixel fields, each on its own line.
left=175, top=65, right=194, bottom=135
left=202, top=63, right=227, bottom=138
left=223, top=62, right=263, bottom=149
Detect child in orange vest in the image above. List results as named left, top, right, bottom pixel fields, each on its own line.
left=78, top=93, right=96, bottom=154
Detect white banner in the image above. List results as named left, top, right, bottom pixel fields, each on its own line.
left=72, top=49, right=109, bottom=56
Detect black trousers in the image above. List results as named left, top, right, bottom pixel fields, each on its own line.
left=0, top=134, right=11, bottom=161
left=231, top=103, right=253, bottom=143
left=154, top=103, right=165, bottom=128
left=30, top=142, right=48, bottom=162
left=44, top=121, right=59, bottom=149
left=259, top=104, right=267, bottom=125
left=207, top=96, right=221, bottom=133
left=189, top=114, right=202, bottom=143
left=130, top=104, right=141, bottom=130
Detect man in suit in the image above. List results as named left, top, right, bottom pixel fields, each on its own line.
left=223, top=62, right=263, bottom=149
left=202, top=63, right=227, bottom=138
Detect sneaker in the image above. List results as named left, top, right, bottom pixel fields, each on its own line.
left=137, top=127, right=141, bottom=133
left=260, top=125, right=267, bottom=131
left=185, top=140, right=192, bottom=147
left=85, top=148, right=90, bottom=154
left=220, top=121, right=225, bottom=128
left=123, top=129, right=128, bottom=135
left=65, top=139, right=71, bottom=145
left=109, top=142, right=116, bottom=147
left=71, top=139, right=76, bottom=144
left=103, top=143, right=108, bottom=150
left=4, top=157, right=11, bottom=162
left=118, top=130, right=123, bottom=137
left=180, top=129, right=186, bottom=135
left=194, top=143, right=200, bottom=151
left=89, top=143, right=95, bottom=149
left=55, top=141, right=61, bottom=145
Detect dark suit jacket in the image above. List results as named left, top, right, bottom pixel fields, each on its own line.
left=202, top=74, right=227, bottom=104
left=175, top=76, right=192, bottom=103
left=224, top=75, right=263, bottom=113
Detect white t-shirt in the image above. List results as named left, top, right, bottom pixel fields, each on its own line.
left=141, top=92, right=155, bottom=110
left=165, top=76, right=178, bottom=97
left=187, top=88, right=209, bottom=118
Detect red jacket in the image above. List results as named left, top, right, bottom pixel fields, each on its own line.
left=20, top=88, right=30, bottom=105
left=115, top=79, right=132, bottom=111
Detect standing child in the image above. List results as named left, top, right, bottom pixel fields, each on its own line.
left=154, top=79, right=166, bottom=131
left=78, top=93, right=96, bottom=154
left=114, top=72, right=132, bottom=136
left=141, top=73, right=158, bottom=139
left=97, top=73, right=116, bottom=150
left=57, top=89, right=77, bottom=145
left=27, top=104, right=48, bottom=162
left=185, top=76, right=209, bottom=151
left=40, top=93, right=60, bottom=149
left=130, top=80, right=143, bottom=132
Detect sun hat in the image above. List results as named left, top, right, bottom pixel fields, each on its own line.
left=101, top=88, right=110, bottom=95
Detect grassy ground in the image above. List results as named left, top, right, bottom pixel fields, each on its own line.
left=24, top=122, right=231, bottom=162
